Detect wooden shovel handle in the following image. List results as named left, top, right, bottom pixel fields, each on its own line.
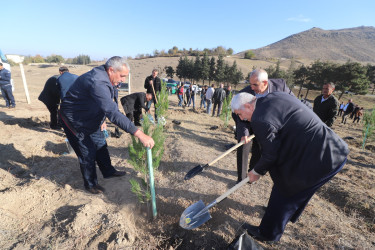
left=151, top=81, right=158, bottom=104
left=216, top=176, right=250, bottom=203
left=209, top=135, right=255, bottom=166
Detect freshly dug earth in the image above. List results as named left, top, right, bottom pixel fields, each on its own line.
left=0, top=62, right=374, bottom=249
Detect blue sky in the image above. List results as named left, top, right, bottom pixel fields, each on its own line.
left=2, top=0, right=374, bottom=60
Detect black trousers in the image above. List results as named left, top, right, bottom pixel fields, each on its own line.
left=258, top=158, right=347, bottom=241
left=236, top=137, right=261, bottom=182
left=0, top=84, right=15, bottom=107
left=46, top=104, right=59, bottom=127
left=62, top=123, right=116, bottom=188
left=126, top=109, right=142, bottom=126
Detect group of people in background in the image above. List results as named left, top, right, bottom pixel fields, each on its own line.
left=176, top=81, right=232, bottom=117
left=338, top=99, right=364, bottom=124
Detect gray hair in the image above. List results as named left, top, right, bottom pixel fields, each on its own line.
left=325, top=82, right=335, bottom=89
left=105, top=56, right=130, bottom=72
left=231, top=92, right=257, bottom=111
left=250, top=69, right=268, bottom=82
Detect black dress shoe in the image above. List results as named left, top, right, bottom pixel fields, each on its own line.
left=104, top=170, right=126, bottom=179
left=95, top=185, right=105, bottom=192
left=85, top=186, right=102, bottom=194
left=242, top=224, right=275, bottom=242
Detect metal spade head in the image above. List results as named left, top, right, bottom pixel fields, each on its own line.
left=184, top=163, right=209, bottom=180
left=179, top=200, right=211, bottom=230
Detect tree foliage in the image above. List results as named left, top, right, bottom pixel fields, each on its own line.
left=215, top=54, right=225, bottom=85
left=262, top=59, right=373, bottom=99
left=136, top=45, right=235, bottom=59
left=244, top=50, right=255, bottom=59
left=200, top=52, right=210, bottom=84
left=72, top=55, right=91, bottom=65
left=362, top=106, right=375, bottom=149
left=45, top=54, right=65, bottom=64
left=174, top=55, right=244, bottom=87
left=164, top=66, right=175, bottom=78
left=23, top=54, right=45, bottom=64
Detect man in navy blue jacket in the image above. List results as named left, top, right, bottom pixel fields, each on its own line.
left=60, top=56, right=154, bottom=194
left=57, top=66, right=79, bottom=100
left=231, top=92, right=349, bottom=242
left=0, top=63, right=15, bottom=108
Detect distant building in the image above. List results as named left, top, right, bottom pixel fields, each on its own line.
left=6, top=54, right=24, bottom=63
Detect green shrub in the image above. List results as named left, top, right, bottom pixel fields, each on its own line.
left=244, top=50, right=255, bottom=59
left=362, top=106, right=375, bottom=149
left=220, top=91, right=233, bottom=127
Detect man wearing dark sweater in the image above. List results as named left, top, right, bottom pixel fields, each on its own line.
left=144, top=69, right=161, bottom=113
left=313, top=82, right=339, bottom=127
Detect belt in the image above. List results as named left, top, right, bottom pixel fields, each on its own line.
left=58, top=110, right=79, bottom=136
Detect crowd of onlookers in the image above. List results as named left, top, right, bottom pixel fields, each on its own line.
left=171, top=80, right=365, bottom=127
left=338, top=100, right=364, bottom=124
left=174, top=82, right=233, bottom=117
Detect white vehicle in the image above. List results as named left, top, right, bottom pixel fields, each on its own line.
left=0, top=49, right=14, bottom=90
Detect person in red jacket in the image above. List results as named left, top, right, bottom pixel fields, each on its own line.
left=177, top=82, right=184, bottom=107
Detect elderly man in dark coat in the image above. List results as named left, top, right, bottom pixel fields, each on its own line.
left=232, top=69, right=296, bottom=183
left=231, top=92, right=349, bottom=242
left=120, top=92, right=152, bottom=126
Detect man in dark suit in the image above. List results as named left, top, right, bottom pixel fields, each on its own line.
left=313, top=82, right=339, bottom=127
left=120, top=92, right=152, bottom=126
left=233, top=69, right=295, bottom=183
left=231, top=92, right=349, bottom=242
left=341, top=99, right=355, bottom=124
left=38, top=75, right=60, bottom=129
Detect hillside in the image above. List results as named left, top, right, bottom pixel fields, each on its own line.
left=0, top=63, right=374, bottom=249
left=237, top=26, right=375, bottom=63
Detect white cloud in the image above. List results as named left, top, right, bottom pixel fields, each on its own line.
left=287, top=15, right=312, bottom=23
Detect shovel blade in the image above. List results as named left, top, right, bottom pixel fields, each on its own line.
left=184, top=164, right=208, bottom=180
left=180, top=200, right=211, bottom=230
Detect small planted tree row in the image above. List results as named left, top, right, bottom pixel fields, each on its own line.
left=128, top=80, right=168, bottom=206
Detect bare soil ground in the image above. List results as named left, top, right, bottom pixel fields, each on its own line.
left=0, top=60, right=374, bottom=249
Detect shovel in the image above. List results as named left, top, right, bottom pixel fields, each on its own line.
left=180, top=176, right=250, bottom=230
left=184, top=135, right=255, bottom=180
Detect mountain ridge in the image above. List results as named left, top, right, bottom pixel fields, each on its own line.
left=238, top=26, right=375, bottom=63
